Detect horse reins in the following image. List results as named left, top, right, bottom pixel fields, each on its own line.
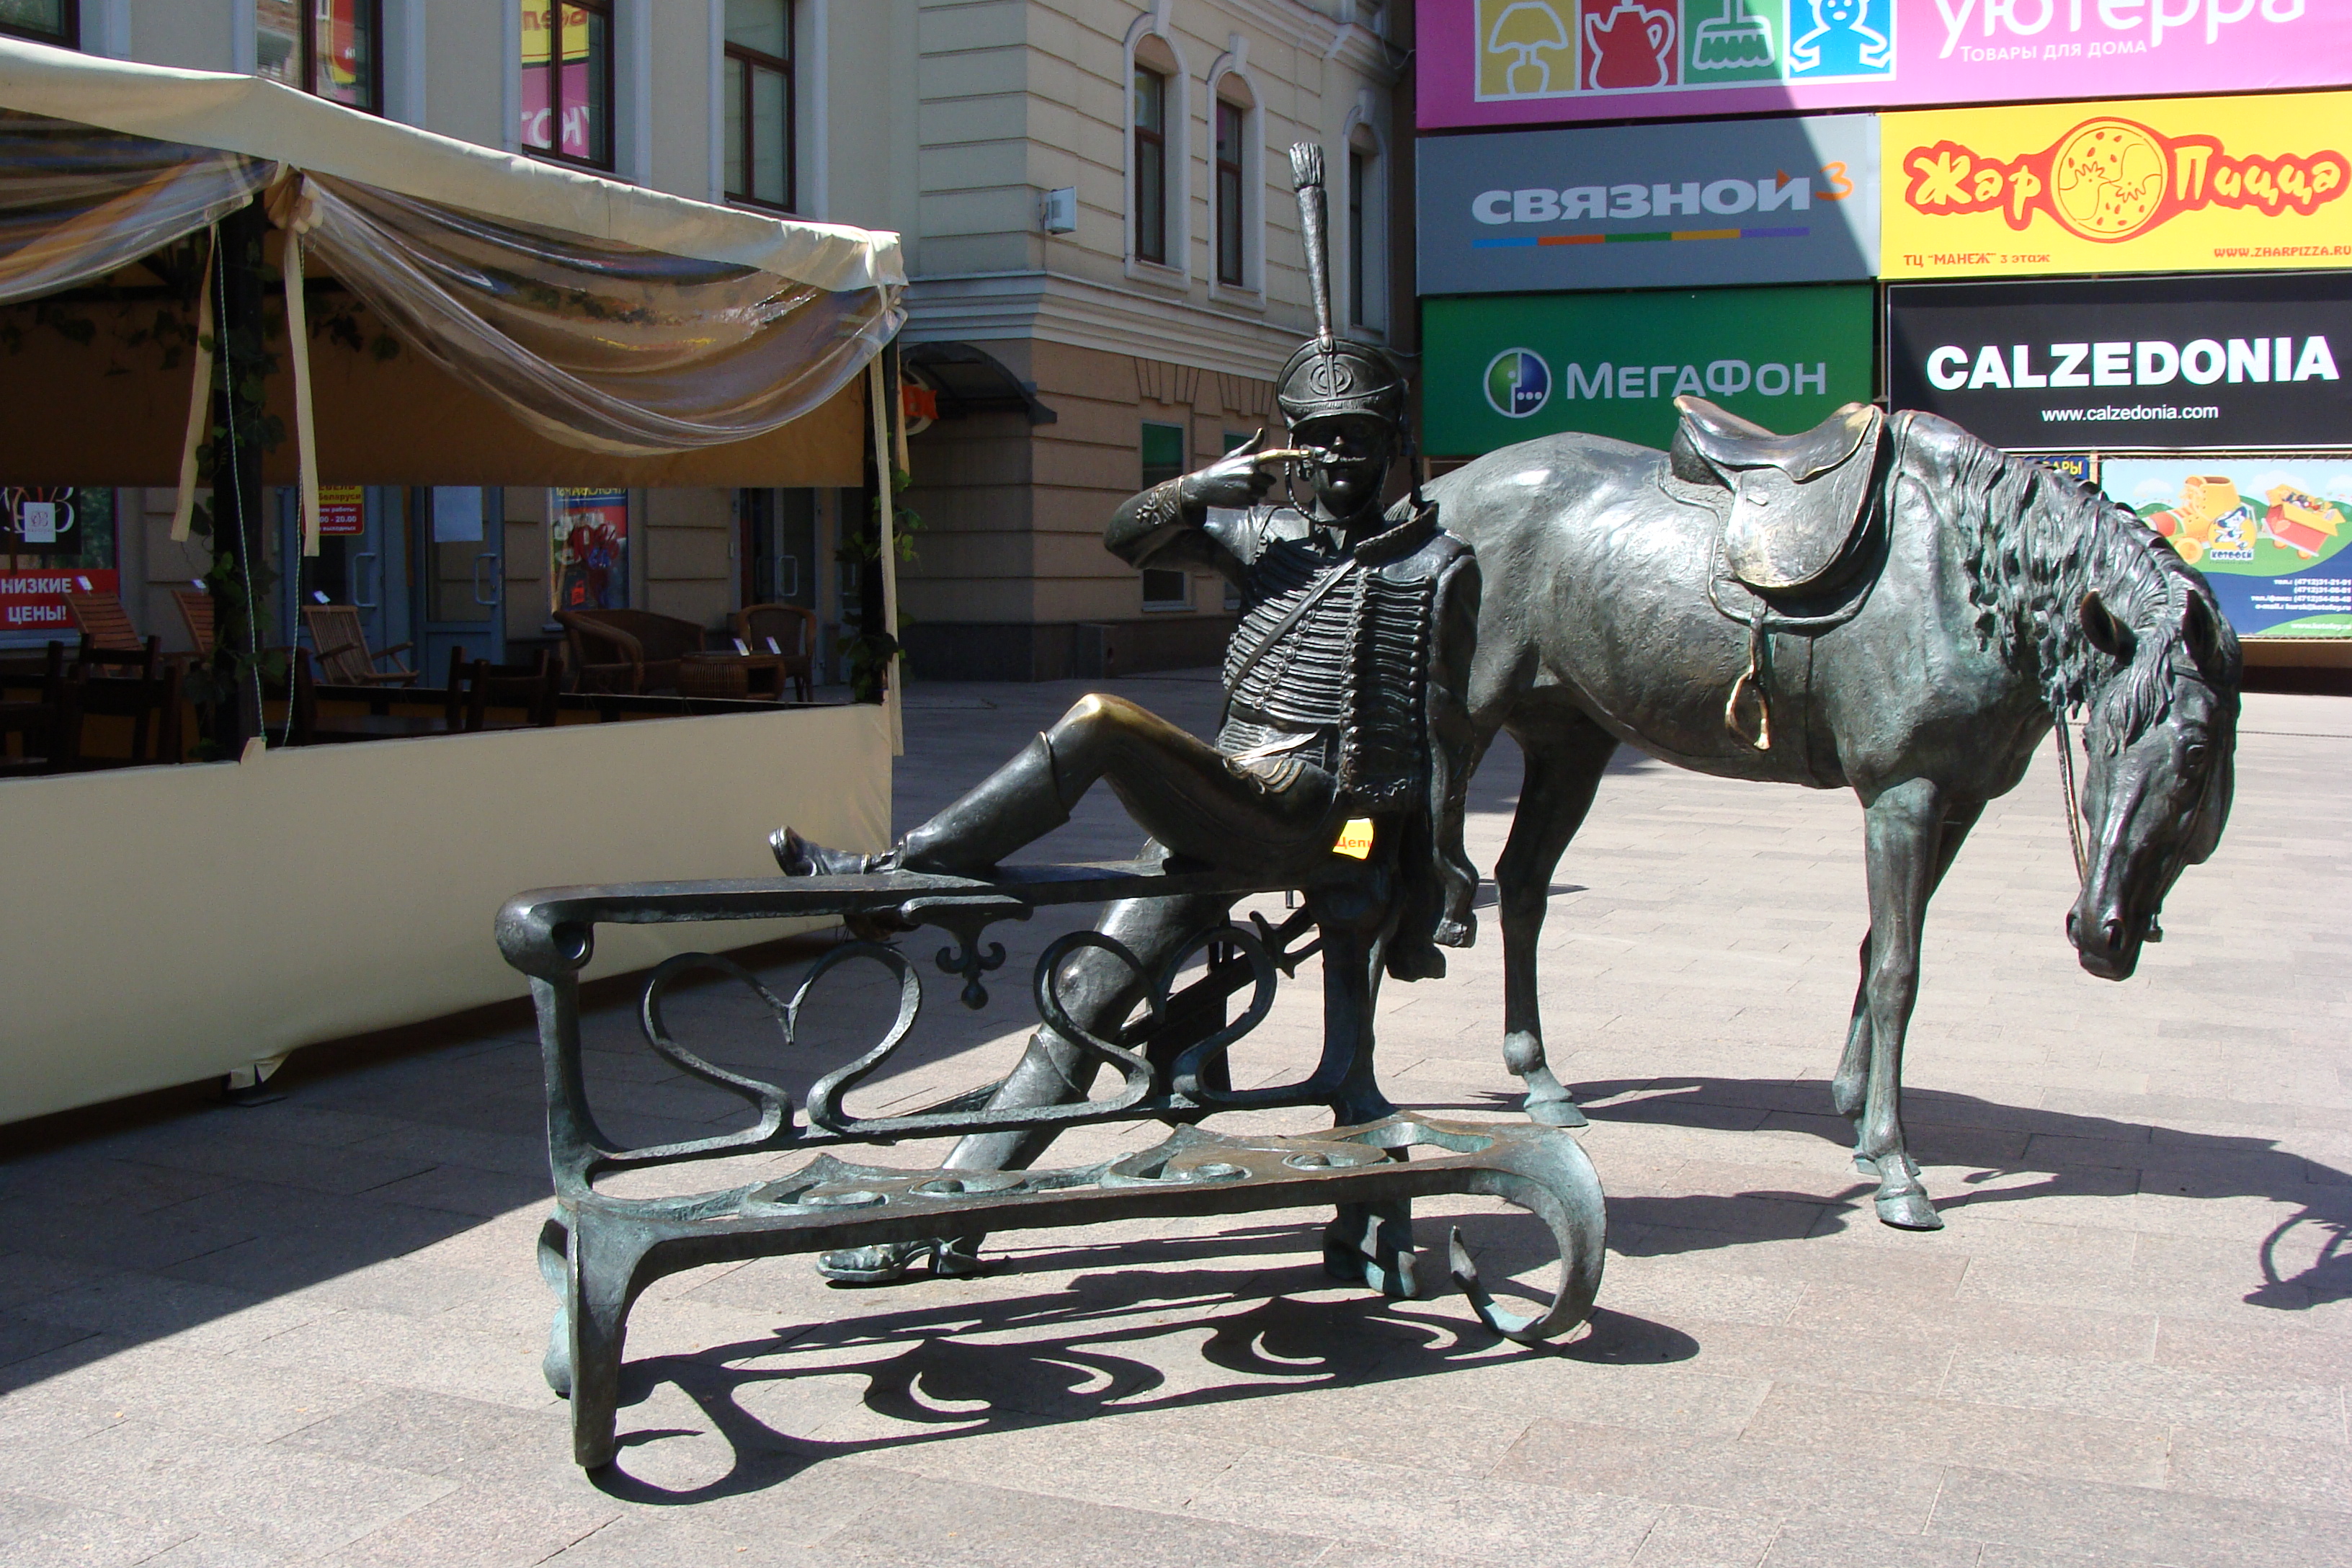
left=2052, top=710, right=2088, bottom=888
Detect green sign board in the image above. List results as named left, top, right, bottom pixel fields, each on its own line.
left=1422, top=285, right=1876, bottom=458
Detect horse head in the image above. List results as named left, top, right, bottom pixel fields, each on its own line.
left=2066, top=584, right=2239, bottom=980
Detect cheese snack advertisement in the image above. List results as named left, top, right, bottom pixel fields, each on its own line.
left=2103, top=456, right=2352, bottom=638
left=1882, top=92, right=2352, bottom=279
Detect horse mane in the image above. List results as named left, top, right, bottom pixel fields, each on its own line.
left=1919, top=416, right=2238, bottom=754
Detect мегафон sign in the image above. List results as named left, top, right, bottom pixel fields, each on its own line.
left=1886, top=272, right=2352, bottom=451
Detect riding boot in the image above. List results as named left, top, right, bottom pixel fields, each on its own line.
left=772, top=734, right=1074, bottom=881
left=898, top=731, right=1075, bottom=873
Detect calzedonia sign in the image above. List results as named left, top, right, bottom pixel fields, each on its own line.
left=1886, top=272, right=2352, bottom=451
left=1423, top=284, right=1874, bottom=456
left=1417, top=115, right=1879, bottom=294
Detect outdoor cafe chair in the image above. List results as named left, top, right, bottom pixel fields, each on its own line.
left=731, top=602, right=817, bottom=701
left=303, top=604, right=419, bottom=687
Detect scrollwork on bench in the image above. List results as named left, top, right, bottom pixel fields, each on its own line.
left=499, top=858, right=1609, bottom=1470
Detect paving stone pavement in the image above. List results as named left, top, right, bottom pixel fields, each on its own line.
left=1, top=672, right=2347, bottom=1567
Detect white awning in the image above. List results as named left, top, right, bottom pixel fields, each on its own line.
left=0, top=37, right=900, bottom=293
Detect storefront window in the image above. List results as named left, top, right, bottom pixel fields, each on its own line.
left=1, top=487, right=115, bottom=648
left=723, top=0, right=793, bottom=211
left=255, top=1, right=381, bottom=114
left=550, top=488, right=628, bottom=612
left=521, top=1, right=613, bottom=170
left=0, top=0, right=76, bottom=47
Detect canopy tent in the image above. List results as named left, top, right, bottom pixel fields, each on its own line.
left=0, top=37, right=906, bottom=491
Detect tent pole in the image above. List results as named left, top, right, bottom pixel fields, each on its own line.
left=208, top=197, right=269, bottom=756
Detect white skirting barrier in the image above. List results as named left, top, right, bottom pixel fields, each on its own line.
left=0, top=703, right=892, bottom=1126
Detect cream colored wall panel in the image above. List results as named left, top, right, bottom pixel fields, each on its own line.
left=128, top=0, right=236, bottom=70
left=900, top=577, right=1037, bottom=623
left=918, top=0, right=1025, bottom=52
left=0, top=706, right=891, bottom=1126
left=919, top=139, right=1032, bottom=194
left=422, top=0, right=508, bottom=150
left=918, top=92, right=1030, bottom=149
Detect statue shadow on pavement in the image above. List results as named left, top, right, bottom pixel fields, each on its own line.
left=1544, top=1076, right=2351, bottom=1314
left=587, top=1256, right=1699, bottom=1502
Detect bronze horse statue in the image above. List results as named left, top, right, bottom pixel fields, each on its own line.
left=1441, top=397, right=2240, bottom=1229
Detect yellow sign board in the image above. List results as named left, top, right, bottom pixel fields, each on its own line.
left=1882, top=92, right=2352, bottom=280
left=1332, top=819, right=1376, bottom=860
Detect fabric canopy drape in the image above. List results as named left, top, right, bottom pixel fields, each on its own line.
left=0, top=38, right=905, bottom=473
left=0, top=109, right=263, bottom=304
left=282, top=174, right=899, bottom=457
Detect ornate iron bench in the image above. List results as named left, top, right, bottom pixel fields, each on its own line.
left=498, top=858, right=1608, bottom=1469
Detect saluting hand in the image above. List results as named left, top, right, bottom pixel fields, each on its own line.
left=1177, top=429, right=1294, bottom=509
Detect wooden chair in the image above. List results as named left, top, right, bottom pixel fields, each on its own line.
left=303, top=604, right=419, bottom=686
left=64, top=589, right=161, bottom=677
left=443, top=646, right=561, bottom=732
left=0, top=662, right=80, bottom=776
left=555, top=609, right=711, bottom=695
left=172, top=587, right=216, bottom=656
left=732, top=602, right=817, bottom=701
left=71, top=659, right=184, bottom=767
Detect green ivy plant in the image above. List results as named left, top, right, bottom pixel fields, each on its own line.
left=836, top=463, right=924, bottom=703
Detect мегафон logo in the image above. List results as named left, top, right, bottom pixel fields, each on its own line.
left=1486, top=347, right=1552, bottom=416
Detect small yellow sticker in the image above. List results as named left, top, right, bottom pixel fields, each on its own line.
left=1332, top=819, right=1375, bottom=860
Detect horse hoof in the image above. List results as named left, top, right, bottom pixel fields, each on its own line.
left=1874, top=1188, right=1943, bottom=1231
left=1526, top=1094, right=1588, bottom=1128
left=816, top=1238, right=981, bottom=1284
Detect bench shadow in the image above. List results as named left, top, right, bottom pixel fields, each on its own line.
left=590, top=1244, right=1695, bottom=1503
left=1551, top=1075, right=2351, bottom=1314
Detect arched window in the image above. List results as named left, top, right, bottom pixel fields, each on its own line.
left=1346, top=122, right=1384, bottom=331
left=1130, top=31, right=1180, bottom=269
left=1211, top=74, right=1256, bottom=291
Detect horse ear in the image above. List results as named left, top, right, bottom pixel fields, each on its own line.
left=2181, top=592, right=2225, bottom=681
left=2080, top=591, right=2136, bottom=661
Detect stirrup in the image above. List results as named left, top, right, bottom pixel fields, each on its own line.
left=814, top=1237, right=983, bottom=1285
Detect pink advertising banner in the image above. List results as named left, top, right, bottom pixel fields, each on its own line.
left=1420, top=0, right=2352, bottom=129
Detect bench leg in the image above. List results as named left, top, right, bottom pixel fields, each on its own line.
left=538, top=1213, right=572, bottom=1398
left=564, top=1221, right=644, bottom=1470
left=1324, top=1199, right=1419, bottom=1299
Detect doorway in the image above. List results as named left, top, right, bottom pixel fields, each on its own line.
left=414, top=486, right=503, bottom=680
left=278, top=485, right=410, bottom=669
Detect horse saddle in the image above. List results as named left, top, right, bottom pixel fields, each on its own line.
left=1671, top=396, right=1888, bottom=599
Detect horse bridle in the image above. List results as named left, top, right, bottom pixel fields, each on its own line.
left=2052, top=659, right=2219, bottom=914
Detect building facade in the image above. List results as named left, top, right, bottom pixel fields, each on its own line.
left=0, top=1, right=1412, bottom=684
left=1409, top=0, right=2352, bottom=669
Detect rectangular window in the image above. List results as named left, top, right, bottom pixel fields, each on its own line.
left=0, top=0, right=76, bottom=46
left=723, top=0, right=793, bottom=211
left=1140, top=421, right=1188, bottom=607
left=1215, top=100, right=1245, bottom=286
left=1140, top=421, right=1185, bottom=489
left=521, top=1, right=613, bottom=169
left=257, top=1, right=381, bottom=113
left=1348, top=149, right=1368, bottom=328
left=1132, top=67, right=1167, bottom=265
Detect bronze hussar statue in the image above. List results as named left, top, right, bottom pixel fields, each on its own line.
left=773, top=143, right=1482, bottom=1281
